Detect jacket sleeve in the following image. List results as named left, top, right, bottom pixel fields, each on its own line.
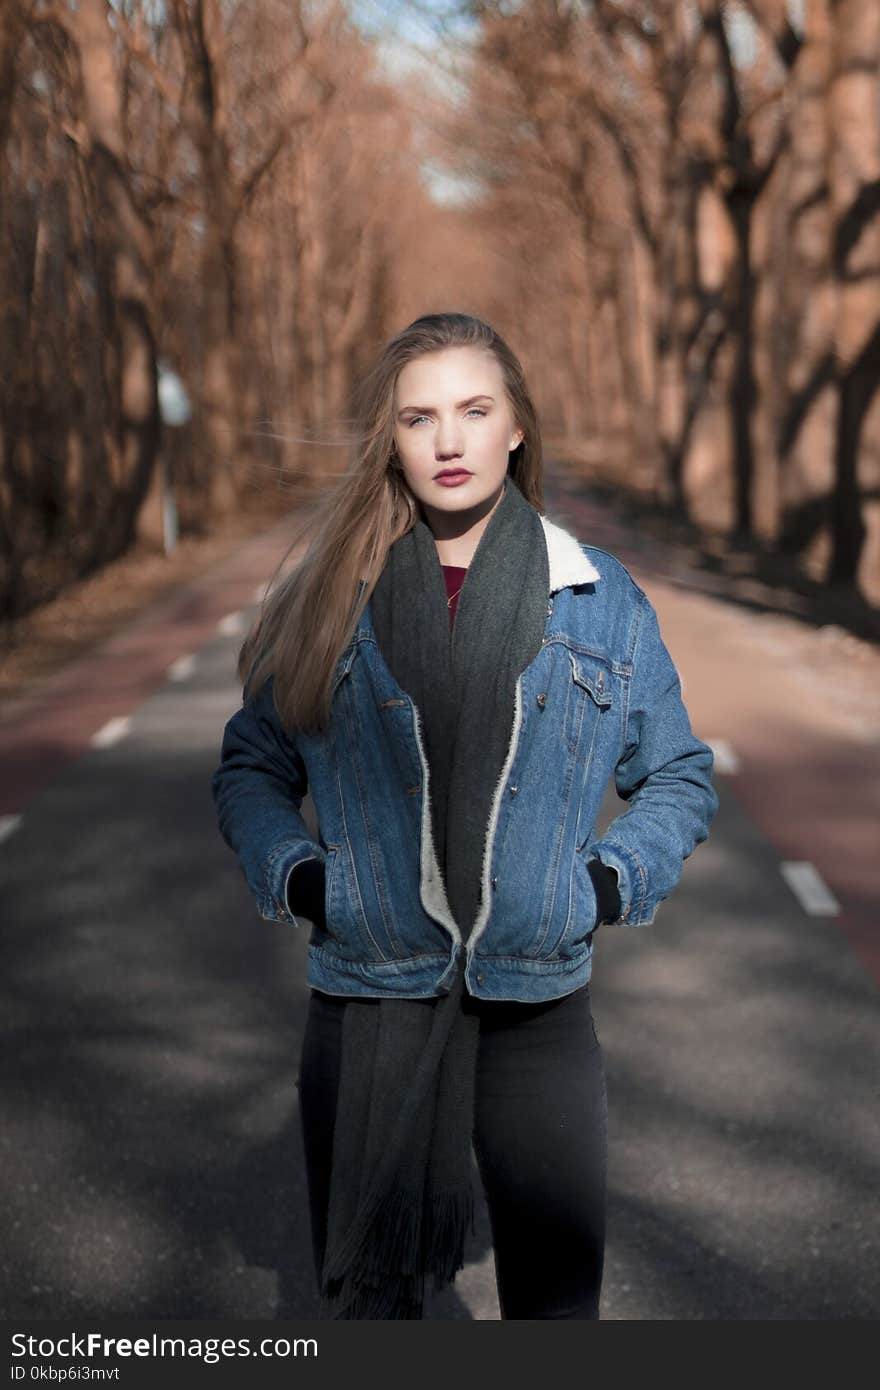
left=210, top=674, right=326, bottom=925
left=589, top=590, right=719, bottom=926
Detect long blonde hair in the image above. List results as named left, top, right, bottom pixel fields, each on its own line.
left=237, top=312, right=546, bottom=734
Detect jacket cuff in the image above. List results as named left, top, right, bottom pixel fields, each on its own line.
left=589, top=838, right=660, bottom=925
left=587, top=857, right=622, bottom=925
left=262, top=840, right=326, bottom=924
left=285, top=856, right=327, bottom=927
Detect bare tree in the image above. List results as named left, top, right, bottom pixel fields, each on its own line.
left=68, top=0, right=161, bottom=549
left=826, top=0, right=880, bottom=584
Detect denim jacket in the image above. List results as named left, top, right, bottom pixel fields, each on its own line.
left=211, top=514, right=718, bottom=1003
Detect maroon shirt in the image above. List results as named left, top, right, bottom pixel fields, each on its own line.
left=441, top=565, right=468, bottom=629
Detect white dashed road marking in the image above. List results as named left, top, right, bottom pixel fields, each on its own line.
left=0, top=814, right=22, bottom=844
left=707, top=738, right=740, bottom=774
left=217, top=611, right=245, bottom=636
left=91, top=716, right=131, bottom=749
left=780, top=861, right=841, bottom=916
left=168, top=653, right=196, bottom=682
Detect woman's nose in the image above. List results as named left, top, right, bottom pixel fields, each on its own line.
left=435, top=422, right=464, bottom=459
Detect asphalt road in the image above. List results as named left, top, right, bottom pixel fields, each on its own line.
left=1, top=479, right=877, bottom=1320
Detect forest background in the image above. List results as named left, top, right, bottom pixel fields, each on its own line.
left=2, top=0, right=878, bottom=666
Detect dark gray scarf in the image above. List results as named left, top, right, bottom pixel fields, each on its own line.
left=318, top=475, right=549, bottom=1318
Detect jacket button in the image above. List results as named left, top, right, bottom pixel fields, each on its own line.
left=491, top=876, right=498, bottom=890
left=509, top=784, right=518, bottom=796
left=536, top=692, right=547, bottom=708
left=476, top=973, right=485, bottom=985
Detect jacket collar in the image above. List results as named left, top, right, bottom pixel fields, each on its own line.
left=540, top=513, right=601, bottom=591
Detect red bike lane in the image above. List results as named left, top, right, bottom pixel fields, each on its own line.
left=0, top=514, right=300, bottom=820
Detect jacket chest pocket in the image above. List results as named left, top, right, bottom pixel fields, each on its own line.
left=563, top=650, right=614, bottom=759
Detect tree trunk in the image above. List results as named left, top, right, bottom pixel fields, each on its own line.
left=776, top=0, right=837, bottom=557
left=728, top=187, right=759, bottom=538
left=827, top=0, right=879, bottom=586
left=73, top=0, right=161, bottom=552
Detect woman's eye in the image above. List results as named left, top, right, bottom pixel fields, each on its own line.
left=407, top=408, right=486, bottom=427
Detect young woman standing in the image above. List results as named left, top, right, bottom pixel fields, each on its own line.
left=211, top=312, right=718, bottom=1320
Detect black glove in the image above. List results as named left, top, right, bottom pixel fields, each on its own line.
left=587, top=857, right=621, bottom=927
left=286, top=857, right=327, bottom=928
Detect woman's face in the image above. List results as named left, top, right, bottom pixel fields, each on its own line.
left=391, top=346, right=523, bottom=528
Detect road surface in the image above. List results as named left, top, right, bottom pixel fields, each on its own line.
left=1, top=473, right=877, bottom=1320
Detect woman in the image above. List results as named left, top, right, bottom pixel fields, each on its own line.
left=211, top=312, right=718, bottom=1320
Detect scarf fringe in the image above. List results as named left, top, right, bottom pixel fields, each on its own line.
left=320, top=1181, right=476, bottom=1318
left=323, top=1183, right=421, bottom=1281
left=321, top=1186, right=424, bottom=1320
left=425, top=1185, right=477, bottom=1289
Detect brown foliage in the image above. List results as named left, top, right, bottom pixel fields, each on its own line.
left=1, top=0, right=879, bottom=624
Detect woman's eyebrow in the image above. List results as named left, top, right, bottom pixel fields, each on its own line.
left=396, top=394, right=495, bottom=417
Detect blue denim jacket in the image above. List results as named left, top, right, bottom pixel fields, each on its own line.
left=211, top=514, right=718, bottom=1003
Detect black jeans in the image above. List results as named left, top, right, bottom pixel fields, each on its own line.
left=297, top=981, right=607, bottom=1319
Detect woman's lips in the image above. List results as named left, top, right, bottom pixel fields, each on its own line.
left=435, top=471, right=472, bottom=487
